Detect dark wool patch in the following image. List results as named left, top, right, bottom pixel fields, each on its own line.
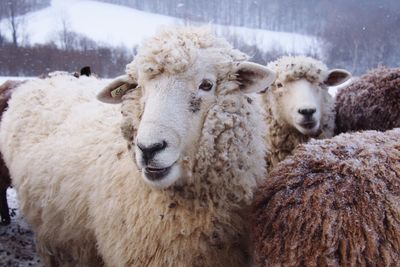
left=335, top=66, right=400, bottom=134
left=189, top=95, right=202, bottom=113
left=252, top=129, right=400, bottom=267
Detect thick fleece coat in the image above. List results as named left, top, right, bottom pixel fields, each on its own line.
left=261, top=56, right=335, bottom=170
left=252, top=128, right=400, bottom=267
left=0, top=28, right=267, bottom=267
left=335, top=66, right=400, bottom=134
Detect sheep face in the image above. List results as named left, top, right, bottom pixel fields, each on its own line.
left=270, top=69, right=350, bottom=136
left=272, top=79, right=325, bottom=136
left=132, top=63, right=220, bottom=189
left=98, top=61, right=274, bottom=189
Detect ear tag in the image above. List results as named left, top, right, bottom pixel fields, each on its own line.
left=111, top=84, right=130, bottom=98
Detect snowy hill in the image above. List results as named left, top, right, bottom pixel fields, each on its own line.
left=0, top=0, right=324, bottom=57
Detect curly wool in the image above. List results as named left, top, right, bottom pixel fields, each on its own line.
left=252, top=128, right=400, bottom=266
left=126, top=26, right=248, bottom=83
left=262, top=56, right=334, bottom=170
left=266, top=56, right=329, bottom=85
left=335, top=66, right=400, bottom=134
left=0, top=27, right=267, bottom=267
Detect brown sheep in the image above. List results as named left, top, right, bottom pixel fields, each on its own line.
left=252, top=128, right=400, bottom=266
left=335, top=66, right=400, bottom=134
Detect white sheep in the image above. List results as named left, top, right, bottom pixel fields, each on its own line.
left=260, top=56, right=351, bottom=170
left=0, top=27, right=275, bottom=266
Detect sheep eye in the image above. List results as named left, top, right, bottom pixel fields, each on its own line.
left=276, top=83, right=283, bottom=88
left=199, top=79, right=213, bottom=91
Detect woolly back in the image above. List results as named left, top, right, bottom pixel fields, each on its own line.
left=253, top=128, right=400, bottom=266
left=335, top=66, right=400, bottom=133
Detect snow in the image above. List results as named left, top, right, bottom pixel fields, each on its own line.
left=0, top=77, right=34, bottom=84
left=0, top=0, right=324, bottom=56
left=0, top=189, right=41, bottom=267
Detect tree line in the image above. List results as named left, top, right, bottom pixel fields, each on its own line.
left=0, top=41, right=134, bottom=77
left=0, top=0, right=399, bottom=77
left=98, top=0, right=400, bottom=75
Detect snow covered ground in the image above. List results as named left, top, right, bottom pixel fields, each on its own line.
left=0, top=0, right=324, bottom=57
left=0, top=189, right=41, bottom=267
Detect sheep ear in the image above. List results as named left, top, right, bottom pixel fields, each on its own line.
left=235, top=62, right=276, bottom=94
left=97, top=75, right=138, bottom=104
left=324, top=69, right=351, bottom=86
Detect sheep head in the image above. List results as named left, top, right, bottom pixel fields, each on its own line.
left=98, top=27, right=275, bottom=189
left=265, top=56, right=350, bottom=136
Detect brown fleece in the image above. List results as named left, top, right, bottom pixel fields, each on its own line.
left=252, top=128, right=400, bottom=267
left=335, top=66, right=400, bottom=134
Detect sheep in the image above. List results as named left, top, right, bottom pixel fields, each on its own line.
left=0, top=67, right=93, bottom=226
left=0, top=80, right=24, bottom=225
left=0, top=27, right=276, bottom=267
left=335, top=66, right=400, bottom=134
left=41, top=66, right=93, bottom=78
left=260, top=56, right=351, bottom=170
left=252, top=128, right=400, bottom=266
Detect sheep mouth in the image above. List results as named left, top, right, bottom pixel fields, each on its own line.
left=299, top=121, right=316, bottom=130
left=144, top=165, right=173, bottom=181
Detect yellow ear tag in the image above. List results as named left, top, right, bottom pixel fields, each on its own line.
left=111, top=84, right=129, bottom=98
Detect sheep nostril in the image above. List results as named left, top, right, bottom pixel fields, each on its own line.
left=298, top=108, right=316, bottom=117
left=137, top=141, right=168, bottom=164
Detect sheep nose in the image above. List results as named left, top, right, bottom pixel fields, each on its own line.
left=137, top=141, right=167, bottom=165
left=298, top=108, right=316, bottom=117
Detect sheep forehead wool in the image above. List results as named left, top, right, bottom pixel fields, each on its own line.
left=126, top=26, right=248, bottom=83
left=267, top=55, right=328, bottom=85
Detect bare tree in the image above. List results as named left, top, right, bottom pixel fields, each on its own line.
left=59, top=16, right=74, bottom=50
left=1, top=0, right=31, bottom=47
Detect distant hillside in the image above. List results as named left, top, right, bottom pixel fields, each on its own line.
left=96, top=0, right=400, bottom=75
left=96, top=0, right=400, bottom=34
left=0, top=0, right=323, bottom=77
left=0, top=0, right=324, bottom=56
left=0, top=0, right=399, bottom=76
